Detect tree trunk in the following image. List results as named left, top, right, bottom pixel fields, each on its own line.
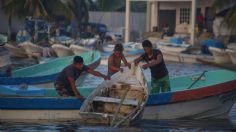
left=7, top=14, right=12, bottom=41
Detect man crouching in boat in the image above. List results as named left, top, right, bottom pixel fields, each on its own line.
left=108, top=43, right=131, bottom=77
left=55, top=56, right=110, bottom=99
left=134, top=40, right=170, bottom=93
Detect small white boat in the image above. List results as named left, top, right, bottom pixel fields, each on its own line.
left=226, top=49, right=236, bottom=64
left=157, top=42, right=190, bottom=53
left=79, top=64, right=148, bottom=126
left=209, top=47, right=232, bottom=64
left=4, top=43, right=28, bottom=58
left=79, top=38, right=98, bottom=47
left=18, top=41, right=44, bottom=58
left=70, top=44, right=90, bottom=55
left=179, top=53, right=213, bottom=64
left=160, top=49, right=181, bottom=63
left=51, top=44, right=74, bottom=57
left=227, top=43, right=236, bottom=50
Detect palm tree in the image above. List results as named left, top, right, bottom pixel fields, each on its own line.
left=1, top=0, right=71, bottom=40
left=213, top=0, right=236, bottom=34
left=94, top=0, right=125, bottom=11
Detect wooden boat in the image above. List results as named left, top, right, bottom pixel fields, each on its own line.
left=70, top=44, right=90, bottom=55
left=1, top=69, right=236, bottom=120
left=51, top=44, right=74, bottom=57
left=209, top=47, right=232, bottom=64
left=226, top=49, right=236, bottom=64
left=0, top=51, right=101, bottom=88
left=4, top=43, right=28, bottom=58
left=79, top=64, right=148, bottom=126
left=18, top=41, right=44, bottom=58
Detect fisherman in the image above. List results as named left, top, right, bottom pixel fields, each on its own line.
left=107, top=43, right=131, bottom=77
left=134, top=40, right=170, bottom=93
left=54, top=56, right=110, bottom=99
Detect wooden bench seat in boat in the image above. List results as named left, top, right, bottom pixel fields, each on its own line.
left=93, top=96, right=138, bottom=106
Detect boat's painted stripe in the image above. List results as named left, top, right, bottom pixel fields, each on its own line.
left=146, top=92, right=173, bottom=105
left=0, top=98, right=82, bottom=109
left=171, top=80, right=236, bottom=103
left=1, top=87, right=235, bottom=109
left=0, top=53, right=101, bottom=85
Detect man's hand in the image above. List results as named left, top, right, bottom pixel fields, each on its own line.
left=142, top=64, right=149, bottom=70
left=103, top=75, right=110, bottom=80
left=134, top=59, right=139, bottom=66
left=127, top=63, right=131, bottom=69
left=75, top=94, right=84, bottom=100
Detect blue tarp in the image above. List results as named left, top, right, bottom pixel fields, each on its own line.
left=201, top=39, right=225, bottom=49
left=170, top=37, right=184, bottom=44
left=201, top=39, right=225, bottom=54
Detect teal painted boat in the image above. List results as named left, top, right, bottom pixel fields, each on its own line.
left=0, top=51, right=101, bottom=88
left=0, top=69, right=236, bottom=120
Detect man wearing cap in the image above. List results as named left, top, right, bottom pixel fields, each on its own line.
left=134, top=40, right=170, bottom=93
left=107, top=43, right=131, bottom=77
left=54, top=56, right=110, bottom=99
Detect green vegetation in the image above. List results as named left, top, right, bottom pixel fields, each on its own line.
left=213, top=0, right=236, bottom=34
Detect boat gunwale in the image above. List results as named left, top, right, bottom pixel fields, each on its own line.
left=0, top=51, right=101, bottom=85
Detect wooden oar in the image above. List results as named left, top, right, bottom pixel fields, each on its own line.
left=196, top=58, right=236, bottom=71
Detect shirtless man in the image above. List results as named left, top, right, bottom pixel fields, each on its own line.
left=107, top=44, right=131, bottom=77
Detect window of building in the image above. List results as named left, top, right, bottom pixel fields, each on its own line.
left=180, top=8, right=190, bottom=24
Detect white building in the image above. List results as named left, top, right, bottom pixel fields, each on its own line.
left=125, top=0, right=215, bottom=44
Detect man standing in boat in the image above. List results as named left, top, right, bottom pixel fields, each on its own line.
left=55, top=56, right=110, bottom=99
left=134, top=40, right=170, bottom=93
left=107, top=43, right=131, bottom=77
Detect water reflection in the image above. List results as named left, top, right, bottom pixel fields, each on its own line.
left=1, top=118, right=236, bottom=132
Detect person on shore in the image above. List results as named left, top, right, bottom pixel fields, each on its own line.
left=107, top=43, right=131, bottom=77
left=197, top=13, right=204, bottom=33
left=134, top=40, right=170, bottom=93
left=54, top=56, right=110, bottom=99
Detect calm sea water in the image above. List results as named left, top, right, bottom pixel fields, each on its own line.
left=1, top=61, right=236, bottom=131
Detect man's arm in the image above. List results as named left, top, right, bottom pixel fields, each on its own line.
left=121, top=54, right=131, bottom=69
left=142, top=54, right=162, bottom=69
left=67, top=76, right=83, bottom=99
left=134, top=56, right=143, bottom=66
left=87, top=68, right=110, bottom=80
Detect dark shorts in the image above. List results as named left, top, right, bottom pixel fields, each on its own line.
left=54, top=82, right=74, bottom=97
